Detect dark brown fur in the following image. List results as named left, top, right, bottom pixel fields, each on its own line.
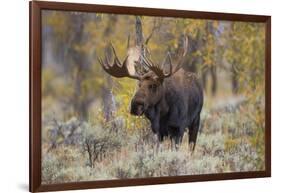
left=130, top=69, right=204, bottom=150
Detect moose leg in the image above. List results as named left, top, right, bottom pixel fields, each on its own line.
left=175, top=129, right=184, bottom=151
left=169, top=136, right=174, bottom=150
left=169, top=126, right=183, bottom=151
left=154, top=132, right=165, bottom=153
left=188, top=115, right=200, bottom=152
left=153, top=134, right=163, bottom=154
left=167, top=127, right=175, bottom=151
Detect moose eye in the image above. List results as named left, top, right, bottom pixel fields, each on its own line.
left=148, top=84, right=157, bottom=92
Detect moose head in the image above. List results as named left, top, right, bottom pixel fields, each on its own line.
left=98, top=36, right=188, bottom=116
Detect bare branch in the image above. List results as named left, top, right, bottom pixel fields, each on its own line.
left=145, top=18, right=162, bottom=45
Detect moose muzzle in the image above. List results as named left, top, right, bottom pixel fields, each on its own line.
left=130, top=100, right=145, bottom=116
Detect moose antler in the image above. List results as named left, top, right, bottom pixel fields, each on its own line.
left=141, top=36, right=188, bottom=81
left=98, top=43, right=141, bottom=80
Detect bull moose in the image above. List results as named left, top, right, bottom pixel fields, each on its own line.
left=98, top=37, right=203, bottom=151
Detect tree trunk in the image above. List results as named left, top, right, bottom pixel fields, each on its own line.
left=135, top=16, right=146, bottom=74
left=101, top=16, right=118, bottom=122
left=231, top=62, right=239, bottom=94
left=135, top=16, right=143, bottom=47
left=68, top=14, right=91, bottom=121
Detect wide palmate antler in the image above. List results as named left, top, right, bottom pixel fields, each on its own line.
left=141, top=36, right=188, bottom=81
left=98, top=43, right=141, bottom=80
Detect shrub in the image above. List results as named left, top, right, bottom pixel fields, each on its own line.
left=82, top=122, right=123, bottom=168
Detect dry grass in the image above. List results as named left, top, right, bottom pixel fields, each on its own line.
left=42, top=96, right=265, bottom=184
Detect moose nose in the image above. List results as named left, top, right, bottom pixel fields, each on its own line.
left=130, top=101, right=145, bottom=116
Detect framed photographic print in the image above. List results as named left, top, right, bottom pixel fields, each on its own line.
left=30, top=1, right=271, bottom=192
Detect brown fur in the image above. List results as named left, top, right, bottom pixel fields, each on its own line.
left=131, top=69, right=204, bottom=150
